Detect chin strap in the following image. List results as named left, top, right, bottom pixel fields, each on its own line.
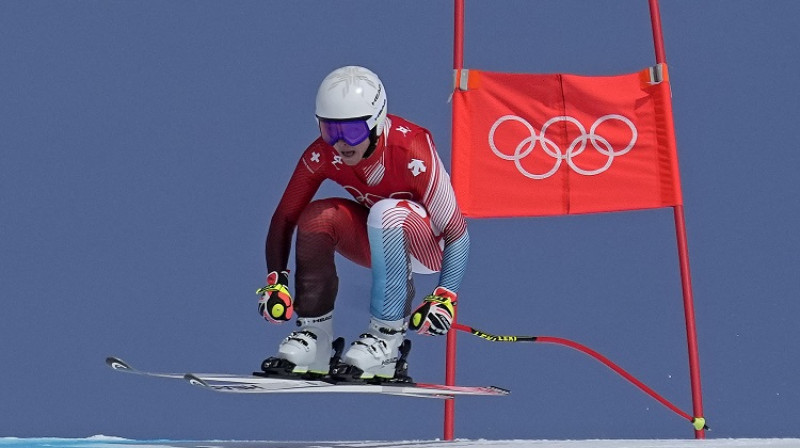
left=362, top=128, right=381, bottom=159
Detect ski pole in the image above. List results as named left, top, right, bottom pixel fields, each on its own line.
left=452, top=322, right=709, bottom=431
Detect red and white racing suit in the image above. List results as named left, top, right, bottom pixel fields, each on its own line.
left=266, top=115, right=469, bottom=321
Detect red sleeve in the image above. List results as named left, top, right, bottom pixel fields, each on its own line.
left=404, top=130, right=468, bottom=244
left=265, top=143, right=326, bottom=272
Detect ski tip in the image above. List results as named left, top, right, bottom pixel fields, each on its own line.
left=105, top=356, right=133, bottom=372
left=490, top=386, right=511, bottom=396
left=184, top=373, right=210, bottom=388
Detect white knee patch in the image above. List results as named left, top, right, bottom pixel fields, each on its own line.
left=367, top=199, right=427, bottom=228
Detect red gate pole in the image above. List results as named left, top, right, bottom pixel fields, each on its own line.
left=647, top=0, right=706, bottom=439
left=444, top=0, right=465, bottom=441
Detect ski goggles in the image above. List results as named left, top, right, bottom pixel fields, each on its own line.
left=318, top=117, right=371, bottom=146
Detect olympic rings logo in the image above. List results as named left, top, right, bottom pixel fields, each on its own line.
left=488, top=114, right=638, bottom=179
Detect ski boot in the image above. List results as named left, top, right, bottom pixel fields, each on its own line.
left=331, top=317, right=413, bottom=384
left=258, top=312, right=342, bottom=379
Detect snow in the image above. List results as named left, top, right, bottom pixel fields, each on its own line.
left=1, top=438, right=799, bottom=448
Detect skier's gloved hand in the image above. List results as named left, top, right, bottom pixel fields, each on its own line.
left=409, top=286, right=457, bottom=336
left=257, top=271, right=293, bottom=323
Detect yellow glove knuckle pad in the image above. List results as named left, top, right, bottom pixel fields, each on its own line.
left=427, top=295, right=454, bottom=316
left=411, top=312, right=423, bottom=328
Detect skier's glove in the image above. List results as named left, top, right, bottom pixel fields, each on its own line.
left=256, top=271, right=293, bottom=323
left=409, top=287, right=457, bottom=336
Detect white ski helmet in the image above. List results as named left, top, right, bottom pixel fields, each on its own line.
left=315, top=66, right=388, bottom=135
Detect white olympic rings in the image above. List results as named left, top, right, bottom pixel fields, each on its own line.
left=488, top=114, right=638, bottom=179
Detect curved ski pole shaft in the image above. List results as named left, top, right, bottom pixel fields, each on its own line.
left=452, top=323, right=708, bottom=430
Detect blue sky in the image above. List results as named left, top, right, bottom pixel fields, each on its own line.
left=2, top=0, right=799, bottom=442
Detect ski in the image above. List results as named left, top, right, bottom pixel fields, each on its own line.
left=106, top=356, right=185, bottom=380
left=184, top=372, right=508, bottom=398
left=106, top=356, right=509, bottom=399
left=105, top=356, right=312, bottom=388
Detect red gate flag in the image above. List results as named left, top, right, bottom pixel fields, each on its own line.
left=451, top=64, right=683, bottom=218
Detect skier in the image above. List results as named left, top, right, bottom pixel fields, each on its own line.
left=257, top=66, right=470, bottom=382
